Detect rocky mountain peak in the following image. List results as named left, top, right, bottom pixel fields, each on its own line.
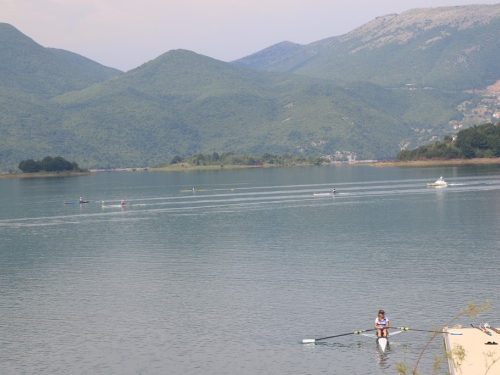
left=340, top=4, right=500, bottom=50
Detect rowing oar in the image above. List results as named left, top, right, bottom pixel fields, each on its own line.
left=473, top=323, right=492, bottom=336
left=302, top=329, right=376, bottom=344
left=484, top=323, right=500, bottom=335
left=390, top=327, right=447, bottom=333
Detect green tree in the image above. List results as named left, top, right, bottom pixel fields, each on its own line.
left=51, top=156, right=73, bottom=171
left=18, top=159, right=41, bottom=173
left=40, top=156, right=54, bottom=171
left=170, top=155, right=183, bottom=164
left=460, top=144, right=476, bottom=158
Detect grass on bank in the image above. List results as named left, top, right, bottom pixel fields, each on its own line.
left=374, top=157, right=500, bottom=167
left=149, top=161, right=325, bottom=171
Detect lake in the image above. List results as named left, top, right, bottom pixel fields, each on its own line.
left=1, top=165, right=499, bottom=374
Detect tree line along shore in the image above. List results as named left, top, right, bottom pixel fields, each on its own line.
left=6, top=121, right=500, bottom=177
left=150, top=152, right=326, bottom=171
left=396, top=121, right=500, bottom=162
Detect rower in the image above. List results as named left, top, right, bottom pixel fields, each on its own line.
left=375, top=310, right=389, bottom=338
left=332, top=189, right=337, bottom=194
left=120, top=200, right=125, bottom=206
left=79, top=197, right=84, bottom=203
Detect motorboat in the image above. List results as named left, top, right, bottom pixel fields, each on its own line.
left=427, top=177, right=447, bottom=187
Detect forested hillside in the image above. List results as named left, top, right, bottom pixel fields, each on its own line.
left=0, top=23, right=122, bottom=98
left=1, top=47, right=472, bottom=169
left=397, top=121, right=500, bottom=160
left=1, top=4, right=500, bottom=170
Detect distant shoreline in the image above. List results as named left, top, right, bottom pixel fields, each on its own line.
left=148, top=162, right=314, bottom=172
left=372, top=158, right=500, bottom=167
left=4, top=158, right=500, bottom=177
left=0, top=171, right=93, bottom=179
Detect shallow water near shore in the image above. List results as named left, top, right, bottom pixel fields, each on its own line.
left=1, top=165, right=500, bottom=374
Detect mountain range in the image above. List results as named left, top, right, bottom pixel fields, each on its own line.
left=234, top=4, right=500, bottom=91
left=1, top=3, right=500, bottom=170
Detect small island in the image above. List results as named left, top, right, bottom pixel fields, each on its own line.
left=1, top=156, right=92, bottom=178
left=150, top=152, right=328, bottom=171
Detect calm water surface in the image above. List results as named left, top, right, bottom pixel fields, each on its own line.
left=1, top=165, right=500, bottom=374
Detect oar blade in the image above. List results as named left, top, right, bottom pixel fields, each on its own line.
left=301, top=329, right=375, bottom=344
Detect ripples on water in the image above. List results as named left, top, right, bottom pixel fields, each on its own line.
left=1, top=166, right=500, bottom=374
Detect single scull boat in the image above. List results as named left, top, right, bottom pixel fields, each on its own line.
left=101, top=203, right=146, bottom=208
left=64, top=200, right=102, bottom=204
left=359, top=330, right=406, bottom=353
left=377, top=337, right=388, bottom=352
left=302, top=328, right=406, bottom=354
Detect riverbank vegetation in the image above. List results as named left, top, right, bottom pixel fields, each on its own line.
left=151, top=152, right=326, bottom=170
left=0, top=171, right=92, bottom=179
left=397, top=121, right=500, bottom=161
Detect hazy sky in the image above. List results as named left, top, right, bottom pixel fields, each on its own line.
left=1, top=0, right=499, bottom=71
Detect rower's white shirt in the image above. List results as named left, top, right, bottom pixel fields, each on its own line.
left=375, top=317, right=389, bottom=327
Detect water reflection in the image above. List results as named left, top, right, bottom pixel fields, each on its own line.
left=377, top=341, right=391, bottom=369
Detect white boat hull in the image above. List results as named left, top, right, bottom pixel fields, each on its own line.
left=427, top=177, right=447, bottom=187
left=377, top=337, right=387, bottom=353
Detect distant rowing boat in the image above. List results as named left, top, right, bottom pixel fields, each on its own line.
left=101, top=203, right=146, bottom=208
left=179, top=189, right=208, bottom=193
left=313, top=193, right=332, bottom=197
left=64, top=200, right=102, bottom=204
